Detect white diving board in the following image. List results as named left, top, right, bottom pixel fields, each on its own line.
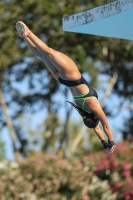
left=62, top=0, right=133, bottom=40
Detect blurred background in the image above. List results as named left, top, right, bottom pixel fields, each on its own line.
left=0, top=0, right=133, bottom=199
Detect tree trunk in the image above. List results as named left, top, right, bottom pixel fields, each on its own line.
left=100, top=73, right=118, bottom=108
left=0, top=85, right=19, bottom=160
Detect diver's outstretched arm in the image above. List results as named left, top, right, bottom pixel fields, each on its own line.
left=93, top=125, right=106, bottom=141
left=94, top=125, right=116, bottom=153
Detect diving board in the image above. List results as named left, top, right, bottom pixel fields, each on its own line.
left=62, top=0, right=133, bottom=40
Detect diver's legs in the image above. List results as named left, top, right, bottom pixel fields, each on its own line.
left=19, top=33, right=59, bottom=80
left=16, top=21, right=81, bottom=80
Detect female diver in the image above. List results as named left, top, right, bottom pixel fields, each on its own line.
left=15, top=21, right=116, bottom=153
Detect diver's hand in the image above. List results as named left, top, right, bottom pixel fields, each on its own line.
left=107, top=140, right=116, bottom=153
left=101, top=140, right=116, bottom=153
left=105, top=145, right=116, bottom=153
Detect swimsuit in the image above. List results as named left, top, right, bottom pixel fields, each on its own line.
left=58, top=75, right=98, bottom=114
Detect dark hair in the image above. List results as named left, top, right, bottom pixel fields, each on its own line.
left=67, top=101, right=99, bottom=128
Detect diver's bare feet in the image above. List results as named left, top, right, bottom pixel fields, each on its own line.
left=15, top=21, right=31, bottom=37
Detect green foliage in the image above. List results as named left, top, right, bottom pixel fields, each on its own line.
left=0, top=153, right=115, bottom=200
left=87, top=141, right=133, bottom=200
left=0, top=138, right=5, bottom=161
left=0, top=128, right=6, bottom=160
left=122, top=111, right=133, bottom=140
left=0, top=141, right=132, bottom=199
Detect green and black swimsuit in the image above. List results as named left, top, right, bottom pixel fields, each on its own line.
left=58, top=75, right=98, bottom=113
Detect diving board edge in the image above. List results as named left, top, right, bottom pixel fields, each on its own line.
left=62, top=0, right=133, bottom=31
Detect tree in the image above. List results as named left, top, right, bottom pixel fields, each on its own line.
left=0, top=127, right=6, bottom=160
left=0, top=0, right=133, bottom=159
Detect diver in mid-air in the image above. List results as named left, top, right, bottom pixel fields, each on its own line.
left=15, top=21, right=116, bottom=153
